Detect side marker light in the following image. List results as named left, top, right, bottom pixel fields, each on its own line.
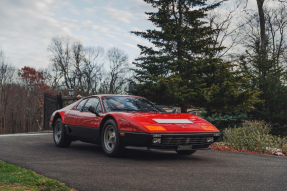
left=201, top=125, right=218, bottom=131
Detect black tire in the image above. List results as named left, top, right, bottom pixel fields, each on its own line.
left=176, top=150, right=197, bottom=155
left=53, top=118, right=72, bottom=148
left=101, top=119, right=124, bottom=157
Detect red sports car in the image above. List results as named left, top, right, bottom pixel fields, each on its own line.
left=50, top=94, right=220, bottom=157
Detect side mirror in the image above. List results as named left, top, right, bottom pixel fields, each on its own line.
left=88, top=106, right=100, bottom=117
left=172, top=109, right=178, bottom=113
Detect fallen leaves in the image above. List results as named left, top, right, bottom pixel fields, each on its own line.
left=211, top=144, right=286, bottom=156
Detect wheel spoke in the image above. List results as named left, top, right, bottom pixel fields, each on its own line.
left=104, top=125, right=117, bottom=152
left=54, top=123, right=62, bottom=143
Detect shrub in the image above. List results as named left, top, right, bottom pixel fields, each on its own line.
left=282, top=143, right=287, bottom=155
left=223, top=121, right=286, bottom=154
left=201, top=113, right=247, bottom=130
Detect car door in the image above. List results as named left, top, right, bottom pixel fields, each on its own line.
left=77, top=97, right=103, bottom=140
left=65, top=98, right=88, bottom=137
left=65, top=99, right=86, bottom=126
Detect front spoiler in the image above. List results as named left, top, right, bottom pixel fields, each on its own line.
left=125, top=145, right=212, bottom=152
left=119, top=131, right=220, bottom=150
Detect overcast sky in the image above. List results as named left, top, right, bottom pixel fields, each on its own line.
left=0, top=0, right=157, bottom=69
left=0, top=0, right=268, bottom=69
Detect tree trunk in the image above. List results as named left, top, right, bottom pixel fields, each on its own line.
left=257, top=0, right=269, bottom=110
left=257, top=0, right=266, bottom=51
left=2, top=115, right=5, bottom=134
left=177, top=0, right=183, bottom=74
left=181, top=105, right=188, bottom=113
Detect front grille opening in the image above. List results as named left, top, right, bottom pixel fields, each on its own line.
left=161, top=136, right=205, bottom=146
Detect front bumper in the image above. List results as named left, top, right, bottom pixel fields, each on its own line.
left=119, top=131, right=221, bottom=150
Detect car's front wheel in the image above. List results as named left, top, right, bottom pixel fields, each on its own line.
left=53, top=118, right=72, bottom=148
left=176, top=150, right=196, bottom=155
left=101, top=119, right=124, bottom=157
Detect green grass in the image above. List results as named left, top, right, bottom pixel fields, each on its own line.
left=0, top=160, right=75, bottom=191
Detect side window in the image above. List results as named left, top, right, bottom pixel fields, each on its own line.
left=76, top=99, right=87, bottom=111
left=83, top=98, right=103, bottom=113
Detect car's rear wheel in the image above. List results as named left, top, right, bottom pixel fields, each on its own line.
left=53, top=118, right=72, bottom=148
left=176, top=150, right=196, bottom=155
left=101, top=119, right=124, bottom=157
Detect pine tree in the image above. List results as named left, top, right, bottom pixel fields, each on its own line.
left=132, top=0, right=259, bottom=114
left=237, top=5, right=287, bottom=135
left=239, top=36, right=287, bottom=135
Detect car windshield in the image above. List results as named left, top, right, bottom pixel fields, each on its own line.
left=102, top=96, right=166, bottom=113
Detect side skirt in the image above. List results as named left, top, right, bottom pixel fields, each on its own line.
left=63, top=124, right=100, bottom=143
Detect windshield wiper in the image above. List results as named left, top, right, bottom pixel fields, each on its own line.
left=148, top=109, right=160, bottom=113
left=110, top=109, right=137, bottom=112
left=133, top=108, right=159, bottom=113
left=110, top=108, right=159, bottom=113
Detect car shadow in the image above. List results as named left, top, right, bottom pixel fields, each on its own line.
left=122, top=148, right=208, bottom=162
left=67, top=142, right=210, bottom=162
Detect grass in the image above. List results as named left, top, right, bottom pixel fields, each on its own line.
left=0, top=160, right=75, bottom=191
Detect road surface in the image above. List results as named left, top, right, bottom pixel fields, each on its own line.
left=0, top=134, right=286, bottom=191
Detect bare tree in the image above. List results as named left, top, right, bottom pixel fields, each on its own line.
left=265, top=4, right=287, bottom=69
left=239, top=4, right=287, bottom=74
left=237, top=4, right=287, bottom=125
left=99, top=47, right=130, bottom=94
left=0, top=49, right=16, bottom=134
left=239, top=0, right=287, bottom=51
left=48, top=36, right=76, bottom=89
left=43, top=64, right=62, bottom=91
left=207, top=2, right=242, bottom=58
left=48, top=36, right=105, bottom=95
left=48, top=36, right=133, bottom=96
left=82, top=46, right=105, bottom=95
left=71, top=41, right=84, bottom=92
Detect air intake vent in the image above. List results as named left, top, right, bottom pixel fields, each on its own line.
left=161, top=137, right=204, bottom=146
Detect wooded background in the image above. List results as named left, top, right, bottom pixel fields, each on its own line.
left=0, top=0, right=286, bottom=135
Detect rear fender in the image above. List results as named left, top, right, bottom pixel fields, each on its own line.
left=50, top=111, right=66, bottom=128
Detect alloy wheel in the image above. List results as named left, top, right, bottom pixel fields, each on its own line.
left=54, top=123, right=62, bottom=143
left=103, top=125, right=116, bottom=152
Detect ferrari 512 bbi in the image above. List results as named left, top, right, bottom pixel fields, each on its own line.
left=50, top=95, right=220, bottom=157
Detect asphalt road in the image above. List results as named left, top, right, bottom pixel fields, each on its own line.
left=0, top=134, right=286, bottom=191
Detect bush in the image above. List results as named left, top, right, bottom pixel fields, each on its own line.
left=282, top=143, right=287, bottom=155
left=201, top=113, right=247, bottom=130
left=223, top=121, right=286, bottom=154
left=252, top=109, right=287, bottom=136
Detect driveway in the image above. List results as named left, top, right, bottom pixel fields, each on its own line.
left=0, top=134, right=286, bottom=191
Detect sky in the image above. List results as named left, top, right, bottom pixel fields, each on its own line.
left=0, top=0, right=268, bottom=69
left=0, top=0, right=156, bottom=69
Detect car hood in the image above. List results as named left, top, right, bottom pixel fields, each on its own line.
left=118, top=112, right=219, bottom=133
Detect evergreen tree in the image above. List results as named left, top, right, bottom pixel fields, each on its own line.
left=239, top=36, right=287, bottom=135
left=132, top=0, right=259, bottom=114
left=238, top=6, right=287, bottom=135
